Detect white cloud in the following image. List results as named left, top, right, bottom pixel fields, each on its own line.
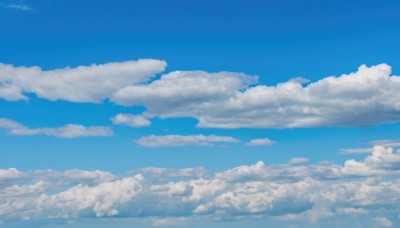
left=135, top=134, right=240, bottom=147
left=289, top=157, right=309, bottom=165
left=1, top=0, right=32, bottom=11
left=246, top=138, right=276, bottom=146
left=369, top=139, right=400, bottom=147
left=111, top=113, right=151, bottom=128
left=152, top=217, right=186, bottom=226
left=111, top=63, right=400, bottom=128
left=0, top=148, right=400, bottom=225
left=2, top=62, right=400, bottom=129
left=340, top=148, right=374, bottom=154
left=139, top=167, right=206, bottom=178
left=375, top=217, right=393, bottom=228
left=0, top=118, right=113, bottom=138
left=0, top=59, right=166, bottom=103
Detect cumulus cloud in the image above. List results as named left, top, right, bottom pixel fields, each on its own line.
left=2, top=62, right=399, bottom=129
left=1, top=147, right=400, bottom=226
left=0, top=118, right=113, bottom=138
left=111, top=113, right=151, bottom=128
left=111, top=63, right=400, bottom=128
left=135, top=134, right=240, bottom=147
left=0, top=147, right=400, bottom=227
left=246, top=138, right=276, bottom=146
left=0, top=59, right=166, bottom=102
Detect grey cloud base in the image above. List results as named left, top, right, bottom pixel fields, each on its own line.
left=0, top=146, right=399, bottom=226
left=1, top=61, right=399, bottom=129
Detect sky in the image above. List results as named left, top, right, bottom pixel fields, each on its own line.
left=0, top=0, right=399, bottom=227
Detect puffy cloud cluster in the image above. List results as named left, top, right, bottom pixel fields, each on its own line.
left=0, top=146, right=399, bottom=226
left=0, top=118, right=113, bottom=138
left=135, top=134, right=240, bottom=147
left=112, top=63, right=400, bottom=128
left=2, top=61, right=399, bottom=129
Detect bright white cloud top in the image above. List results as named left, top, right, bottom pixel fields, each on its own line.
left=0, top=146, right=399, bottom=225
left=1, top=61, right=399, bottom=129
left=0, top=118, right=113, bottom=138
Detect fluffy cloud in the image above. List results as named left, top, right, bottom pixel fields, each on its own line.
left=112, top=63, right=400, bottom=128
left=0, top=118, right=113, bottom=138
left=135, top=134, right=240, bottom=147
left=0, top=146, right=400, bottom=226
left=111, top=113, right=151, bottom=128
left=0, top=59, right=166, bottom=102
left=2, top=62, right=399, bottom=129
left=246, top=138, right=276, bottom=146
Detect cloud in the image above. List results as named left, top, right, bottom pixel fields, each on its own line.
left=111, top=113, right=151, bottom=128
left=2, top=62, right=400, bottom=129
left=0, top=147, right=400, bottom=225
left=246, top=138, right=276, bottom=146
left=375, top=217, right=393, bottom=228
left=0, top=59, right=166, bottom=103
left=289, top=157, right=309, bottom=165
left=135, top=134, right=240, bottom=147
left=0, top=118, right=113, bottom=138
left=138, top=167, right=206, bottom=179
left=111, top=63, right=400, bottom=129
left=340, top=148, right=374, bottom=154
left=0, top=0, right=31, bottom=11
left=369, top=139, right=400, bottom=147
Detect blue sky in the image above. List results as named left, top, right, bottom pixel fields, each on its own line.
left=0, top=0, right=400, bottom=227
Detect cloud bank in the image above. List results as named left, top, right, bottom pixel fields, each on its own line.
left=0, top=146, right=399, bottom=226
left=1, top=61, right=399, bottom=129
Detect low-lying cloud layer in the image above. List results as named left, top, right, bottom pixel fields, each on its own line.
left=1, top=61, right=399, bottom=129
left=0, top=146, right=399, bottom=226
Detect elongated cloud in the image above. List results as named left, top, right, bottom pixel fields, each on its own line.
left=111, top=113, right=151, bottom=128
left=246, top=138, right=276, bottom=146
left=2, top=61, right=400, bottom=128
left=112, top=63, right=400, bottom=128
left=0, top=59, right=166, bottom=102
left=135, top=134, right=240, bottom=147
left=0, top=146, right=399, bottom=226
left=0, top=118, right=113, bottom=138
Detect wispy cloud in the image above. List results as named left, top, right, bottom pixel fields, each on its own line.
left=369, top=139, right=400, bottom=147
left=1, top=0, right=32, bottom=11
left=0, top=118, right=113, bottom=138
left=135, top=134, right=240, bottom=147
left=340, top=148, right=374, bottom=154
